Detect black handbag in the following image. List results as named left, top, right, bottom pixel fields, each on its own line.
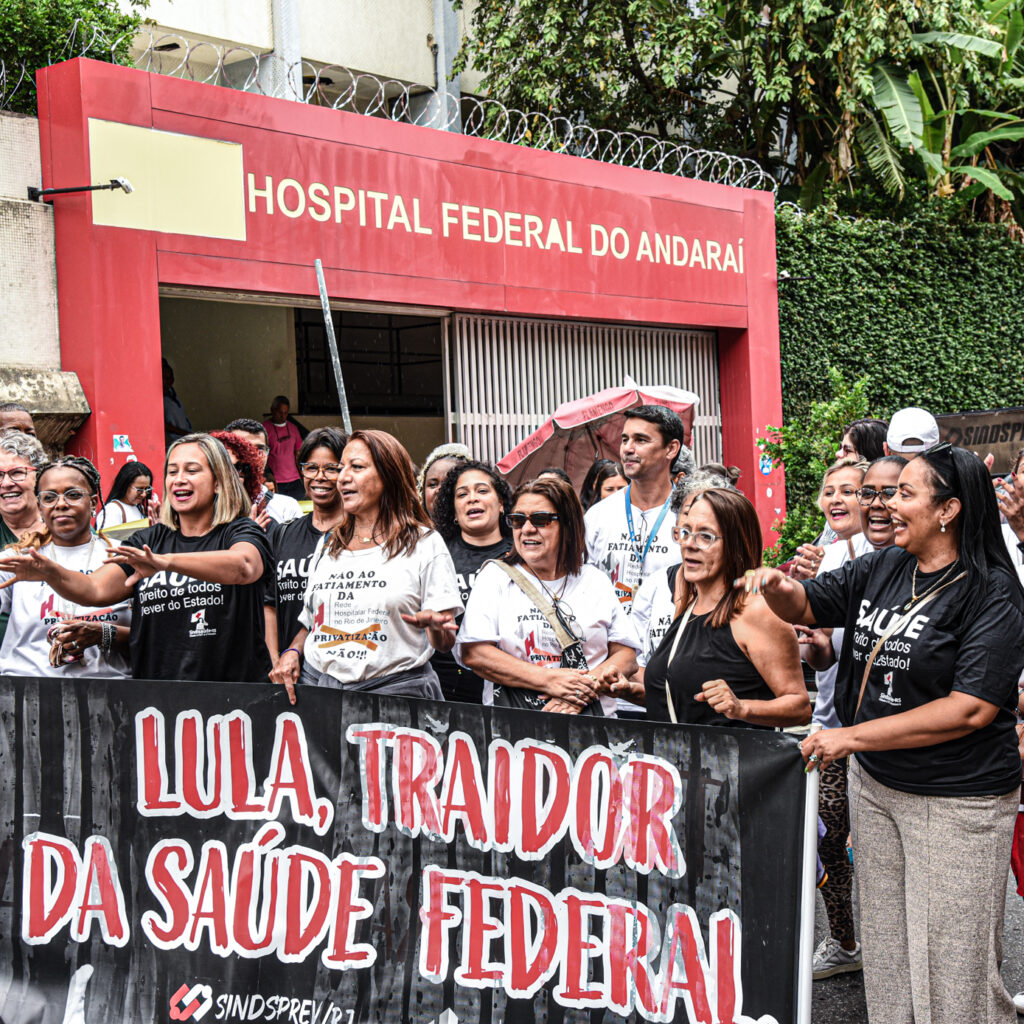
left=488, top=562, right=605, bottom=716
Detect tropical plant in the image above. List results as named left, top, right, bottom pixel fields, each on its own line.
left=0, top=0, right=148, bottom=116
left=758, top=371, right=874, bottom=563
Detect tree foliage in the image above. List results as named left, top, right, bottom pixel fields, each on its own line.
left=766, top=200, right=1024, bottom=552
left=455, top=0, right=1024, bottom=216
left=0, top=0, right=148, bottom=116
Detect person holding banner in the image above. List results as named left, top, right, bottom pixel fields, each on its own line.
left=0, top=456, right=131, bottom=677
left=0, top=433, right=275, bottom=683
left=270, top=430, right=462, bottom=702
left=94, top=461, right=154, bottom=531
left=455, top=476, right=640, bottom=715
left=264, top=427, right=348, bottom=661
left=641, top=487, right=810, bottom=728
left=743, top=443, right=1024, bottom=1024
left=429, top=460, right=514, bottom=703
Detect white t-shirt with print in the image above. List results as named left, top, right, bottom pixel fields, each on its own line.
left=299, top=529, right=462, bottom=685
left=584, top=488, right=677, bottom=612
left=0, top=539, right=132, bottom=678
left=632, top=565, right=677, bottom=668
left=812, top=532, right=875, bottom=730
left=453, top=561, right=642, bottom=714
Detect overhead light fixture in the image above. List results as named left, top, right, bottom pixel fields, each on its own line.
left=27, top=177, right=134, bottom=202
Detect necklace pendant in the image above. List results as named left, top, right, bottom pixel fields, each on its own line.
left=903, top=600, right=913, bottom=612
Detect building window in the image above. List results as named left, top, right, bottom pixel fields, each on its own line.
left=294, top=309, right=443, bottom=416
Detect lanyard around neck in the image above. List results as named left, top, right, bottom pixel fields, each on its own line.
left=625, top=484, right=671, bottom=570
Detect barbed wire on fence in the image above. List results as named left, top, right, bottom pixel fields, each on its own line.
left=1, top=25, right=777, bottom=194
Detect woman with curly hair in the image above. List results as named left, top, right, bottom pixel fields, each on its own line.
left=270, top=430, right=461, bottom=703
left=0, top=434, right=274, bottom=682
left=0, top=455, right=131, bottom=676
left=430, top=460, right=514, bottom=702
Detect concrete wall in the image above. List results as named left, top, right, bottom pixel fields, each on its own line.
left=159, top=297, right=298, bottom=433
left=0, top=112, right=60, bottom=369
left=127, top=0, right=484, bottom=93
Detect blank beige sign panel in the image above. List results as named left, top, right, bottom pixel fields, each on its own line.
left=88, top=119, right=246, bottom=241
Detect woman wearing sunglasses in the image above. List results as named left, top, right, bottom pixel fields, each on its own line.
left=264, top=427, right=347, bottom=661
left=642, top=487, right=809, bottom=728
left=0, top=456, right=131, bottom=677
left=455, top=476, right=640, bottom=715
left=95, top=461, right=155, bottom=531
left=744, top=443, right=1024, bottom=1024
left=270, top=430, right=461, bottom=703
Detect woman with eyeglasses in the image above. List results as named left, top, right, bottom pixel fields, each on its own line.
left=264, top=428, right=347, bottom=661
left=0, top=456, right=131, bottom=677
left=455, top=476, right=640, bottom=715
left=269, top=430, right=462, bottom=703
left=643, top=488, right=810, bottom=728
left=743, top=443, right=1024, bottom=1024
left=794, top=457, right=905, bottom=981
left=95, top=461, right=155, bottom=531
left=0, top=433, right=274, bottom=683
left=430, top=460, right=514, bottom=703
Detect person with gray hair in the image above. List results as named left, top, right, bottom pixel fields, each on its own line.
left=0, top=429, right=47, bottom=646
left=0, top=402, right=36, bottom=437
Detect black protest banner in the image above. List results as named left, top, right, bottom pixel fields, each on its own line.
left=0, top=677, right=810, bottom=1024
left=937, top=406, right=1024, bottom=475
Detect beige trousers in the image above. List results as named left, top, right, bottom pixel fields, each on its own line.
left=848, top=758, right=1018, bottom=1024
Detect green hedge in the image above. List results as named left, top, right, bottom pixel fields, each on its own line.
left=767, top=202, right=1024, bottom=557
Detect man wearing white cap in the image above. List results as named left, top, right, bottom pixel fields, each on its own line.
left=884, top=407, right=940, bottom=457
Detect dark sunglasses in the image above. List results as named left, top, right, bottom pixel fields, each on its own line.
left=856, top=486, right=898, bottom=505
left=506, top=512, right=560, bottom=529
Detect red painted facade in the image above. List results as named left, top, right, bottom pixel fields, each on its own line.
left=35, top=58, right=786, bottom=534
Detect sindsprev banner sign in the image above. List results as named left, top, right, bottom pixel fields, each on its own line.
left=0, top=677, right=811, bottom=1024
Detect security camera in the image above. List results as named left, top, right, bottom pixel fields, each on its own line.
left=111, top=177, right=134, bottom=194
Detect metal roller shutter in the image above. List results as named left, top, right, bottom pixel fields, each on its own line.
left=448, top=314, right=722, bottom=465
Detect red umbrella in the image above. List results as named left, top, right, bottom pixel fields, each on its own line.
left=497, top=377, right=700, bottom=489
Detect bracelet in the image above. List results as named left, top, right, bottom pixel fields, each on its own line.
left=281, top=647, right=302, bottom=659
left=100, top=622, right=116, bottom=656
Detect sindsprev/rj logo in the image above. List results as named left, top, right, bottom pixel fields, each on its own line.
left=169, top=983, right=213, bottom=1021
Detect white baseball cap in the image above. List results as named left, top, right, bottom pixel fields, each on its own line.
left=886, top=407, right=940, bottom=453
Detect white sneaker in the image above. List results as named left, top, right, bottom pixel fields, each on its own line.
left=812, top=937, right=863, bottom=980
left=1012, top=991, right=1024, bottom=1015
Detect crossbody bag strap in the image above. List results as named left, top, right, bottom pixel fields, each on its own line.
left=664, top=601, right=697, bottom=725
left=490, top=560, right=577, bottom=651
left=852, top=572, right=966, bottom=720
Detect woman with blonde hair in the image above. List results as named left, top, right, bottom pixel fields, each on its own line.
left=270, top=430, right=461, bottom=703
left=0, top=433, right=274, bottom=682
left=0, top=455, right=131, bottom=676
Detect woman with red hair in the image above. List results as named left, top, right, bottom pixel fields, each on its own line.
left=269, top=430, right=461, bottom=702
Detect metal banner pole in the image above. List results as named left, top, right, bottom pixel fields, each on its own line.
left=796, top=763, right=820, bottom=1024
left=314, top=259, right=352, bottom=435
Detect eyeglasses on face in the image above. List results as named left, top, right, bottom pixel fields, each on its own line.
left=0, top=468, right=31, bottom=483
left=672, top=526, right=721, bottom=550
left=300, top=462, right=342, bottom=479
left=837, top=443, right=857, bottom=456
left=856, top=486, right=898, bottom=505
left=38, top=488, right=91, bottom=507
left=506, top=511, right=559, bottom=529
left=254, top=444, right=270, bottom=454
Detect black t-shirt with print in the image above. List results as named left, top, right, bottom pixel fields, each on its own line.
left=802, top=545, right=1024, bottom=796
left=432, top=534, right=513, bottom=702
left=266, top=513, right=324, bottom=652
left=122, top=518, right=273, bottom=682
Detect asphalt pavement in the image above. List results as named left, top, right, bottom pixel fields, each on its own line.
left=811, top=872, right=1024, bottom=1023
